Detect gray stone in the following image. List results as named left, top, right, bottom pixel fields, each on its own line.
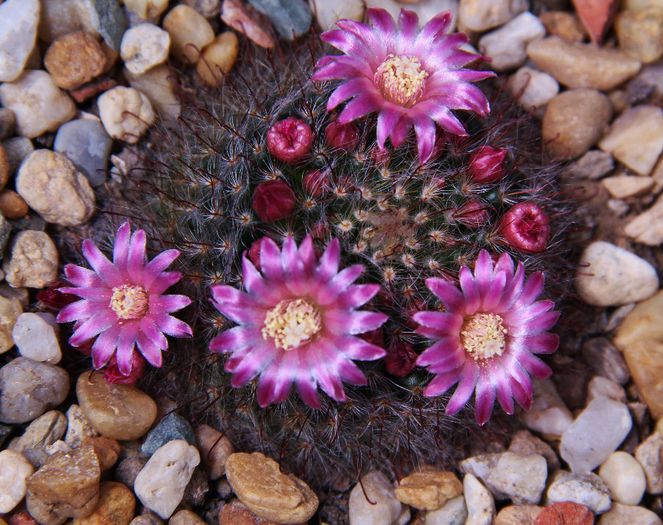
left=141, top=412, right=195, bottom=456
left=12, top=410, right=67, bottom=467
left=547, top=471, right=612, bottom=514
left=54, top=119, right=112, bottom=187
left=0, top=357, right=69, bottom=424
left=2, top=137, right=33, bottom=174
left=82, top=0, right=127, bottom=50
left=425, top=495, right=467, bottom=525
left=0, top=214, right=11, bottom=259
left=0, top=108, right=16, bottom=141
left=248, top=0, right=312, bottom=40
left=560, top=397, right=632, bottom=474
left=581, top=337, right=630, bottom=385
left=13, top=312, right=61, bottom=364
left=0, top=0, right=41, bottom=82
left=635, top=433, right=663, bottom=494
left=564, top=150, right=614, bottom=180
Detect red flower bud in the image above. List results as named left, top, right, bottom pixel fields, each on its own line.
left=103, top=351, right=146, bottom=385
left=266, top=117, right=313, bottom=164
left=247, top=237, right=268, bottom=270
left=370, top=146, right=391, bottom=165
left=38, top=282, right=79, bottom=310
left=385, top=341, right=418, bottom=377
left=452, top=199, right=490, bottom=228
left=469, top=146, right=508, bottom=184
left=324, top=119, right=360, bottom=151
left=252, top=180, right=296, bottom=222
left=362, top=328, right=384, bottom=348
left=303, top=168, right=331, bottom=197
left=499, top=202, right=550, bottom=253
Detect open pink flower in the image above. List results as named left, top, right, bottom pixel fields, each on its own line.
left=413, top=250, right=559, bottom=425
left=57, top=222, right=192, bottom=376
left=313, top=8, right=494, bottom=163
left=210, top=236, right=388, bottom=408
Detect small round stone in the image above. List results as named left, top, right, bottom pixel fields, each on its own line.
left=225, top=452, right=319, bottom=524
left=13, top=313, right=62, bottom=364
left=0, top=145, right=9, bottom=191
left=0, top=0, right=40, bottom=83
left=71, top=481, right=135, bottom=525
left=0, top=190, right=29, bottom=219
left=124, top=64, right=181, bottom=121
left=76, top=371, right=157, bottom=440
left=194, top=424, right=234, bottom=480
left=0, top=450, right=34, bottom=514
left=123, top=0, right=169, bottom=19
left=616, top=8, right=663, bottom=64
left=196, top=31, right=239, bottom=87
left=0, top=295, right=23, bottom=354
left=169, top=509, right=206, bottom=525
left=163, top=5, right=215, bottom=64
left=121, top=23, right=170, bottom=75
left=16, top=150, right=95, bottom=226
left=598, top=451, right=646, bottom=505
left=98, top=86, right=155, bottom=144
left=348, top=471, right=408, bottom=525
left=44, top=31, right=108, bottom=90
left=394, top=469, right=463, bottom=511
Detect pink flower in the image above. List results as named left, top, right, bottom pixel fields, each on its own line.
left=413, top=250, right=559, bottom=425
left=266, top=117, right=313, bottom=164
left=210, top=236, right=388, bottom=408
left=499, top=202, right=550, bottom=253
left=57, top=222, right=192, bottom=376
left=313, top=8, right=494, bottom=163
left=469, top=146, right=508, bottom=184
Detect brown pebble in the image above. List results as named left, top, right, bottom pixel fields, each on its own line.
left=168, top=509, right=206, bottom=525
left=44, top=32, right=108, bottom=90
left=534, top=502, right=594, bottom=525
left=540, top=11, right=586, bottom=43
left=85, top=435, right=121, bottom=471
left=0, top=145, right=9, bottom=190
left=70, top=77, right=118, bottom=104
left=394, top=470, right=463, bottom=511
left=219, top=500, right=279, bottom=525
left=8, top=512, right=37, bottom=525
left=72, top=481, right=135, bottom=525
left=0, top=190, right=29, bottom=219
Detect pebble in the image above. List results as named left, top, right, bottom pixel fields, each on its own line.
left=16, top=149, right=95, bottom=227
left=0, top=214, right=9, bottom=256
left=560, top=396, right=632, bottom=473
left=3, top=137, right=33, bottom=174
left=602, top=175, right=654, bottom=199
left=463, top=474, right=495, bottom=525
left=507, top=67, right=559, bottom=110
left=26, top=445, right=101, bottom=524
left=54, top=118, right=112, bottom=187
left=125, top=65, right=181, bottom=121
left=509, top=430, right=560, bottom=471
left=0, top=0, right=40, bottom=82
left=72, top=481, right=135, bottom=525
left=462, top=452, right=548, bottom=504
left=0, top=108, right=16, bottom=141
left=0, top=294, right=22, bottom=354
left=635, top=433, right=663, bottom=494
left=169, top=509, right=206, bottom=525
left=64, top=404, right=97, bottom=448
left=13, top=410, right=67, bottom=467
left=0, top=145, right=10, bottom=191
left=599, top=105, right=663, bottom=176
left=458, top=0, right=527, bottom=31
left=572, top=0, right=619, bottom=44
left=134, top=440, right=200, bottom=519
left=424, top=495, right=467, bottom=525
left=0, top=450, right=34, bottom=514
left=0, top=191, right=29, bottom=220
left=248, top=0, right=312, bottom=40
left=575, top=241, right=659, bottom=307
left=98, top=86, right=155, bottom=144
left=494, top=505, right=541, bottom=525
left=395, top=469, right=463, bottom=511
left=196, top=31, right=239, bottom=86
left=522, top=379, right=574, bottom=438
left=183, top=0, right=221, bottom=17
left=39, top=0, right=96, bottom=43
left=402, top=0, right=460, bottom=27
left=182, top=468, right=209, bottom=507
left=219, top=499, right=279, bottom=525
left=77, top=372, right=157, bottom=440
left=115, top=455, right=148, bottom=489
left=625, top=194, right=663, bottom=246
left=547, top=471, right=612, bottom=514
left=564, top=150, right=614, bottom=180
left=309, top=0, right=364, bottom=30
left=141, top=413, right=195, bottom=456
left=44, top=31, right=107, bottom=90
left=616, top=8, right=663, bottom=63
left=479, top=13, right=545, bottom=71
left=599, top=451, right=646, bottom=505
left=542, top=89, right=612, bottom=160
left=539, top=11, right=586, bottom=43
left=598, top=503, right=663, bottom=524
left=0, top=70, right=76, bottom=139
left=587, top=376, right=627, bottom=403
left=130, top=515, right=163, bottom=525
left=535, top=502, right=594, bottom=525
left=194, top=424, right=234, bottom=480
left=12, top=313, right=61, bottom=364
left=527, top=36, right=642, bottom=90
left=0, top=358, right=69, bottom=424
left=4, top=230, right=58, bottom=288
left=163, top=5, right=215, bottom=64
left=123, top=0, right=169, bottom=19
left=227, top=452, right=320, bottom=524
left=121, top=23, right=170, bottom=75
left=627, top=63, right=663, bottom=106
left=221, top=0, right=275, bottom=48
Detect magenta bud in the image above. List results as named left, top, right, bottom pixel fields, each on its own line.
left=247, top=237, right=268, bottom=270
left=324, top=119, right=360, bottom=151
left=303, top=169, right=331, bottom=197
left=499, top=202, right=550, bottom=253
left=103, top=351, right=146, bottom=385
left=385, top=341, right=418, bottom=377
left=452, top=199, right=490, bottom=228
left=252, top=180, right=297, bottom=222
left=266, top=117, right=313, bottom=164
left=469, top=146, right=508, bottom=184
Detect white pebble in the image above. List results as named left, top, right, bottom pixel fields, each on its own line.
left=349, top=471, right=410, bottom=525
left=0, top=449, right=34, bottom=513
left=599, top=451, right=646, bottom=505
left=121, top=23, right=170, bottom=75
left=479, top=12, right=545, bottom=71
left=0, top=0, right=40, bottom=82
left=459, top=0, right=528, bottom=31
left=464, top=474, right=495, bottom=525
left=13, top=313, right=61, bottom=364
left=547, top=471, right=612, bottom=514
left=98, top=86, right=155, bottom=144
left=425, top=495, right=467, bottom=525
left=508, top=67, right=559, bottom=110
left=521, top=378, right=573, bottom=438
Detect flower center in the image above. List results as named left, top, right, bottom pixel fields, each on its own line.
left=461, top=313, right=507, bottom=360
left=375, top=55, right=428, bottom=107
left=262, top=299, right=322, bottom=351
left=110, top=285, right=149, bottom=320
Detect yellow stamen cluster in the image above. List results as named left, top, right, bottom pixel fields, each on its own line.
left=110, top=284, right=149, bottom=320
left=375, top=55, right=429, bottom=107
left=262, top=299, right=322, bottom=350
left=461, top=313, right=507, bottom=360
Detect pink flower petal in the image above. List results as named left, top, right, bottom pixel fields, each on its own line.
left=495, top=375, right=515, bottom=415
left=413, top=114, right=436, bottom=164
left=143, top=249, right=180, bottom=288
left=397, top=9, right=419, bottom=41
left=416, top=337, right=461, bottom=367
left=157, top=314, right=192, bottom=338
left=297, top=377, right=321, bottom=408
left=82, top=240, right=123, bottom=287
left=297, top=235, right=316, bottom=275
left=445, top=361, right=479, bottom=415
left=338, top=94, right=382, bottom=124
left=335, top=335, right=386, bottom=361
left=316, top=264, right=364, bottom=305
left=367, top=8, right=397, bottom=35
left=423, top=371, right=460, bottom=397
left=57, top=299, right=100, bottom=323
left=416, top=12, right=452, bottom=51
left=316, top=238, right=340, bottom=281
left=137, top=332, right=163, bottom=368
left=338, top=284, right=380, bottom=309
left=260, top=237, right=283, bottom=281
left=127, top=229, right=147, bottom=277
left=70, top=311, right=116, bottom=346
left=474, top=374, right=496, bottom=425
left=325, top=309, right=387, bottom=335
left=425, top=278, right=464, bottom=311
left=210, top=325, right=256, bottom=353
left=337, top=359, right=367, bottom=386
left=139, top=317, right=168, bottom=350
left=459, top=267, right=480, bottom=315
left=112, top=222, right=131, bottom=269
left=152, top=294, right=191, bottom=314
left=413, top=311, right=462, bottom=333
left=91, top=325, right=120, bottom=368
left=376, top=106, right=403, bottom=150
left=64, top=264, right=102, bottom=287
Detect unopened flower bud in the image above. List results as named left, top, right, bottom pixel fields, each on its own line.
left=103, top=351, right=146, bottom=385
left=252, top=180, right=296, bottom=222
left=498, top=202, right=550, bottom=253
left=324, top=119, right=360, bottom=151
left=452, top=199, right=490, bottom=228
left=469, top=146, right=508, bottom=184
left=266, top=117, right=313, bottom=164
